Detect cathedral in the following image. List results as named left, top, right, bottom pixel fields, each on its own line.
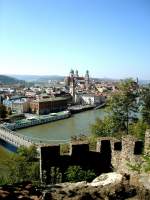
left=64, top=69, right=90, bottom=90
left=64, top=69, right=90, bottom=101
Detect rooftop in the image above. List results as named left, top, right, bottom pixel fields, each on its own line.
left=33, top=96, right=69, bottom=103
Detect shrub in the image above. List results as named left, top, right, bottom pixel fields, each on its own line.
left=65, top=165, right=96, bottom=182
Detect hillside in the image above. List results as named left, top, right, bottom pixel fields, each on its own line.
left=10, top=75, right=65, bottom=82
left=0, top=75, right=24, bottom=84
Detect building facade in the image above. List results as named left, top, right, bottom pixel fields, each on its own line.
left=30, top=97, right=69, bottom=115
left=75, top=93, right=105, bottom=105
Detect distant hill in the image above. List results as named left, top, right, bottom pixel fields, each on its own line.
left=10, top=75, right=65, bottom=82
left=37, top=75, right=65, bottom=82
left=9, top=75, right=42, bottom=82
left=6, top=74, right=150, bottom=85
left=0, top=75, right=24, bottom=84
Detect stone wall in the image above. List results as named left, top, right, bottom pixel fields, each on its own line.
left=40, top=142, right=112, bottom=183
left=115, top=136, right=143, bottom=173
left=39, top=131, right=150, bottom=183
left=144, top=129, right=150, bottom=154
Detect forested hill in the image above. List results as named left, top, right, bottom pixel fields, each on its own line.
left=0, top=75, right=24, bottom=84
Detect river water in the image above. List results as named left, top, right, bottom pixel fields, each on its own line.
left=0, top=109, right=105, bottom=174
left=16, top=109, right=105, bottom=144
left=0, top=109, right=105, bottom=156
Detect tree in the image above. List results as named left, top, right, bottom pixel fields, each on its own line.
left=17, top=145, right=38, bottom=161
left=129, top=120, right=149, bottom=140
left=140, top=85, right=150, bottom=125
left=91, top=79, right=139, bottom=137
left=106, top=79, right=139, bottom=135
left=5, top=145, right=39, bottom=184
left=90, top=117, right=116, bottom=137
left=0, top=104, right=7, bottom=119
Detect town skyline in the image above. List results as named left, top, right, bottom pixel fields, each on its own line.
left=0, top=0, right=150, bottom=79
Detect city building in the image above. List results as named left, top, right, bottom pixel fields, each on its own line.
left=29, top=97, right=70, bottom=115
left=3, top=96, right=29, bottom=114
left=64, top=69, right=90, bottom=102
left=65, top=69, right=90, bottom=90
left=75, top=93, right=105, bottom=105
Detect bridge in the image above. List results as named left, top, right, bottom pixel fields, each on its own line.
left=0, top=126, right=35, bottom=148
left=0, top=126, right=71, bottom=149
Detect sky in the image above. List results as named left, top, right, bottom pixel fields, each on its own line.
left=0, top=0, right=150, bottom=79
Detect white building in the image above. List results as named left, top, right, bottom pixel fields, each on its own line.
left=75, top=93, right=105, bottom=105
left=3, top=98, right=29, bottom=114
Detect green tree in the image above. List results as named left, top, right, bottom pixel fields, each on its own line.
left=129, top=120, right=149, bottom=140
left=90, top=117, right=116, bottom=137
left=91, top=79, right=139, bottom=137
left=107, top=79, right=139, bottom=135
left=0, top=104, right=7, bottom=119
left=17, top=145, right=38, bottom=161
left=140, top=85, right=150, bottom=125
left=5, top=145, right=39, bottom=184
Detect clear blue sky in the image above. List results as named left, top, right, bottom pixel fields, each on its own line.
left=0, top=0, right=150, bottom=79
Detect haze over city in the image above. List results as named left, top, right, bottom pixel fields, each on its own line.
left=0, top=0, right=150, bottom=79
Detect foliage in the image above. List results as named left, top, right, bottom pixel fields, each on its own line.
left=0, top=104, right=7, bottom=119
left=0, top=176, right=6, bottom=185
left=88, top=135, right=97, bottom=151
left=127, top=162, right=141, bottom=174
left=90, top=116, right=116, bottom=137
left=42, top=167, right=62, bottom=184
left=91, top=79, right=139, bottom=137
left=17, top=145, right=38, bottom=161
left=142, top=154, right=150, bottom=172
left=60, top=144, right=70, bottom=154
left=129, top=120, right=149, bottom=140
left=65, top=165, right=96, bottom=182
left=49, top=167, right=62, bottom=184
left=0, top=145, right=39, bottom=184
left=140, top=85, right=150, bottom=125
left=127, top=152, right=150, bottom=174
left=107, top=79, right=139, bottom=135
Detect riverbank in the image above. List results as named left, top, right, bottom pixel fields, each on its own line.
left=2, top=111, right=71, bottom=131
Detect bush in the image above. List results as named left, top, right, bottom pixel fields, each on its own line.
left=65, top=165, right=96, bottom=182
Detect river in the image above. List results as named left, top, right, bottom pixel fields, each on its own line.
left=0, top=109, right=105, bottom=170
left=0, top=109, right=105, bottom=156
left=16, top=109, right=105, bottom=144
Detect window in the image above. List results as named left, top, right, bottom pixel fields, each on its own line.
left=134, top=141, right=143, bottom=155
left=114, top=142, right=122, bottom=151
